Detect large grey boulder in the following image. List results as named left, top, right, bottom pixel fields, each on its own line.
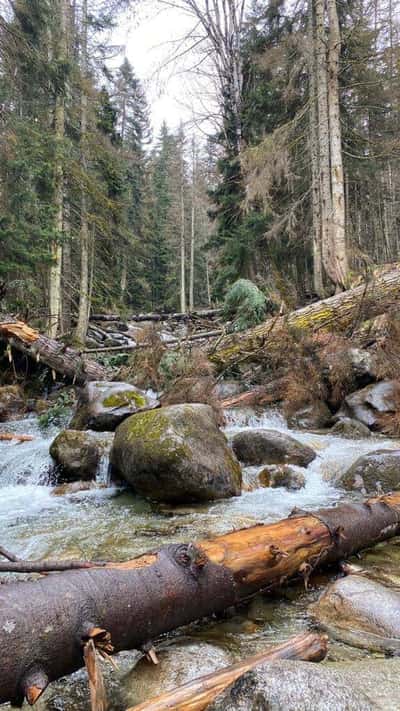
left=232, top=429, right=316, bottom=467
left=111, top=404, right=242, bottom=503
left=310, top=574, right=400, bottom=653
left=50, top=429, right=113, bottom=481
left=340, top=380, right=398, bottom=430
left=70, top=381, right=159, bottom=431
left=208, top=658, right=400, bottom=711
left=338, top=449, right=400, bottom=492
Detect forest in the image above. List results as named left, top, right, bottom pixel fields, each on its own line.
left=1, top=1, right=400, bottom=710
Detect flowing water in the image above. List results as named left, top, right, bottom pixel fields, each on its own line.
left=1, top=408, right=400, bottom=709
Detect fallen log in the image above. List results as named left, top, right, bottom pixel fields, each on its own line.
left=0, top=316, right=107, bottom=384
left=83, top=330, right=224, bottom=354
left=1, top=492, right=400, bottom=706
left=90, top=309, right=222, bottom=323
left=129, top=632, right=328, bottom=711
left=0, top=433, right=34, bottom=442
left=210, top=265, right=400, bottom=368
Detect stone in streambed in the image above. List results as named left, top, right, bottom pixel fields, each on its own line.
left=330, top=417, right=371, bottom=439
left=49, top=429, right=113, bottom=481
left=338, top=449, right=400, bottom=492
left=111, top=403, right=242, bottom=503
left=70, top=381, right=159, bottom=431
left=232, top=429, right=316, bottom=467
left=287, top=400, right=332, bottom=430
left=258, top=464, right=306, bottom=490
left=0, top=385, right=25, bottom=421
left=309, top=574, right=400, bottom=653
left=339, top=380, right=398, bottom=430
left=208, top=658, right=400, bottom=711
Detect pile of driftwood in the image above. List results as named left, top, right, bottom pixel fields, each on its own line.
left=1, top=492, right=400, bottom=707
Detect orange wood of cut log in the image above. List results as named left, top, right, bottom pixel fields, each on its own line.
left=128, top=632, right=328, bottom=711
left=0, top=433, right=34, bottom=442
left=0, top=321, right=39, bottom=343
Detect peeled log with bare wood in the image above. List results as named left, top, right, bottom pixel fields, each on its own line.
left=0, top=316, right=107, bottom=383
left=210, top=266, right=400, bottom=368
left=2, top=493, right=400, bottom=706
left=128, top=632, right=328, bottom=711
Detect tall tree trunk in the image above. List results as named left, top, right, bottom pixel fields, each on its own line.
left=189, top=137, right=196, bottom=311
left=180, top=152, right=187, bottom=314
left=48, top=0, right=67, bottom=337
left=314, top=0, right=335, bottom=290
left=75, top=0, right=90, bottom=343
left=327, top=0, right=348, bottom=290
left=309, top=0, right=324, bottom=296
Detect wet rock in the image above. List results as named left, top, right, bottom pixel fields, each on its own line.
left=51, top=480, right=99, bottom=496
left=111, top=404, right=242, bottom=503
left=0, top=385, right=25, bottom=421
left=330, top=417, right=371, bottom=439
left=70, top=381, right=159, bottom=431
left=259, top=464, right=306, bottom=490
left=122, top=641, right=232, bottom=708
left=287, top=400, right=332, bottom=430
left=310, top=574, right=400, bottom=652
left=232, top=429, right=316, bottom=467
left=49, top=430, right=113, bottom=481
left=339, top=449, right=400, bottom=492
left=208, top=659, right=400, bottom=711
left=340, top=380, right=398, bottom=430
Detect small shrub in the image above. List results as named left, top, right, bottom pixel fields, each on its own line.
left=223, top=279, right=268, bottom=331
left=38, top=390, right=74, bottom=429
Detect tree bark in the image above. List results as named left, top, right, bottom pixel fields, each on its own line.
left=327, top=0, right=348, bottom=289
left=75, top=0, right=90, bottom=344
left=1, top=492, right=400, bottom=706
left=129, top=632, right=328, bottom=711
left=210, top=265, right=400, bottom=368
left=48, top=0, right=68, bottom=338
left=0, top=317, right=107, bottom=383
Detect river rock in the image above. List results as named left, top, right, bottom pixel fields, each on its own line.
left=287, top=400, right=332, bottom=430
left=340, top=380, right=398, bottom=430
left=232, top=429, right=316, bottom=467
left=0, top=385, right=25, bottom=421
left=49, top=430, right=113, bottom=481
left=208, top=658, right=400, bottom=711
left=310, top=574, right=400, bottom=652
left=330, top=417, right=371, bottom=439
left=122, top=641, right=232, bottom=708
left=111, top=404, right=242, bottom=502
left=259, top=464, right=306, bottom=490
left=70, top=381, right=159, bottom=431
left=338, top=449, right=400, bottom=492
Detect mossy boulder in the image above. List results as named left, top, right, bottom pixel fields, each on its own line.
left=0, top=385, right=25, bottom=421
left=70, top=381, right=159, bottom=431
left=111, top=404, right=242, bottom=502
left=338, top=449, right=400, bottom=493
left=49, top=429, right=113, bottom=481
left=232, top=429, right=316, bottom=467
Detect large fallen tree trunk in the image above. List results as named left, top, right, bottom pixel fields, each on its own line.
left=2, top=492, right=400, bottom=706
left=0, top=316, right=107, bottom=384
left=210, top=265, right=400, bottom=368
left=129, top=632, right=328, bottom=711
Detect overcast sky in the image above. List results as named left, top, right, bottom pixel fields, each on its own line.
left=117, top=3, right=203, bottom=137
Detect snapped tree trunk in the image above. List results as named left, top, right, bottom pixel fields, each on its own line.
left=210, top=265, right=400, bottom=368
left=2, top=492, right=400, bottom=706
left=0, top=316, right=107, bottom=383
left=129, top=632, right=328, bottom=711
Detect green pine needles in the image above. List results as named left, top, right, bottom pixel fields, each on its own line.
left=223, top=278, right=268, bottom=331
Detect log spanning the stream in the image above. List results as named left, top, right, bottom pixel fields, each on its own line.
left=2, top=493, right=400, bottom=706
left=0, top=316, right=107, bottom=384
left=210, top=264, right=400, bottom=368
